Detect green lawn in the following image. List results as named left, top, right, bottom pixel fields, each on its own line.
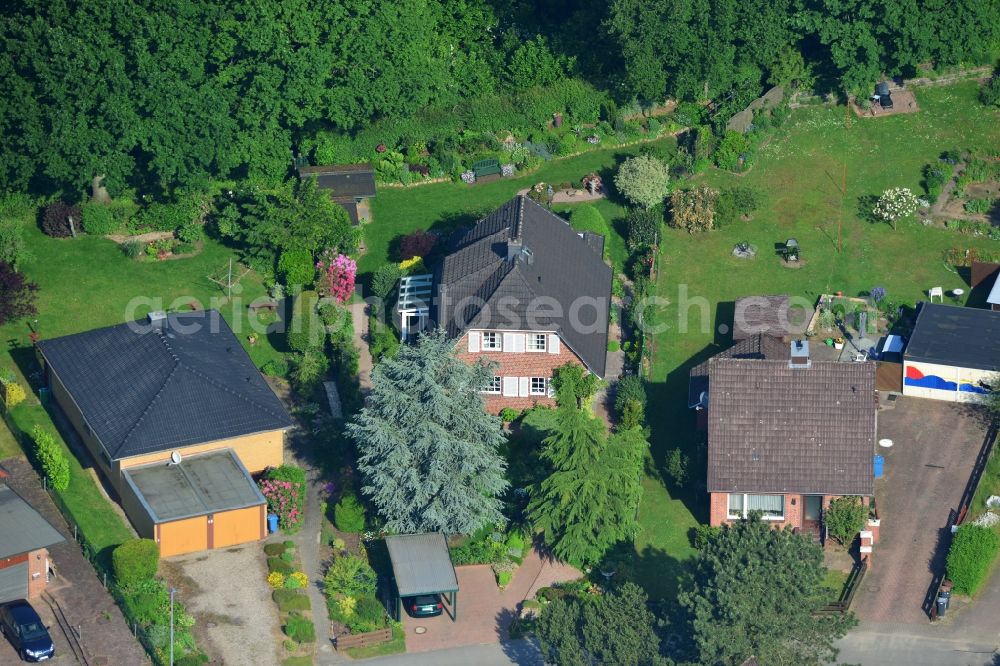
left=5, top=402, right=134, bottom=564
left=0, top=227, right=283, bottom=380
left=971, top=434, right=1000, bottom=520
left=633, top=82, right=1000, bottom=597
left=360, top=138, right=676, bottom=279
left=0, top=418, right=21, bottom=459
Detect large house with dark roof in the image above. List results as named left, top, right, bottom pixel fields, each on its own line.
left=419, top=195, right=612, bottom=412
left=37, top=310, right=293, bottom=556
left=704, top=344, right=876, bottom=537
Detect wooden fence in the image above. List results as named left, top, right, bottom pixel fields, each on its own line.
left=333, top=627, right=392, bottom=650
left=819, top=558, right=868, bottom=614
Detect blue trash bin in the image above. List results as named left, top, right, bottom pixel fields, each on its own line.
left=267, top=513, right=279, bottom=533
left=873, top=455, right=884, bottom=479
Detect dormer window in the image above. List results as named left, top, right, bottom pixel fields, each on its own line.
left=481, top=332, right=501, bottom=351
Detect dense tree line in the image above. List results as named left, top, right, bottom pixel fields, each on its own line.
left=1, top=0, right=997, bottom=198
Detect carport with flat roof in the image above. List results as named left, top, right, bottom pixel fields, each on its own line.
left=385, top=533, right=460, bottom=620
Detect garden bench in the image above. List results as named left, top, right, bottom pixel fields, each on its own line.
left=248, top=300, right=279, bottom=313
left=472, top=159, right=502, bottom=179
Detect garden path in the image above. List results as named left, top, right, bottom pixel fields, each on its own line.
left=287, top=450, right=342, bottom=662
left=352, top=301, right=373, bottom=392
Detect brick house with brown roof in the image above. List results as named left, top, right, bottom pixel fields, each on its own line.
left=422, top=196, right=612, bottom=413
left=704, top=343, right=876, bottom=539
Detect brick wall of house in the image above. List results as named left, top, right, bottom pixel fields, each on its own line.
left=709, top=492, right=804, bottom=529
left=26, top=548, right=49, bottom=598
left=454, top=330, right=585, bottom=414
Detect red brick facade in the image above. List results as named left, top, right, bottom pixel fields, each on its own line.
left=26, top=547, right=50, bottom=598
left=455, top=329, right=585, bottom=414
left=0, top=548, right=50, bottom=598
left=709, top=492, right=871, bottom=532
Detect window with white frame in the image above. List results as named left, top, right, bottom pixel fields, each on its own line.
left=527, top=333, right=547, bottom=352
left=727, top=493, right=784, bottom=520
left=530, top=377, right=548, bottom=395
left=481, top=332, right=501, bottom=351
left=483, top=376, right=501, bottom=394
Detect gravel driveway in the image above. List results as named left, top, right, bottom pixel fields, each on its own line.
left=161, top=544, right=281, bottom=665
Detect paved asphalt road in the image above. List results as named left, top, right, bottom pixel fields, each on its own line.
left=364, top=639, right=542, bottom=665
left=836, top=627, right=998, bottom=666
left=362, top=630, right=1000, bottom=666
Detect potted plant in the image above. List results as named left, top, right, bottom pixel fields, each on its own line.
left=834, top=337, right=845, bottom=350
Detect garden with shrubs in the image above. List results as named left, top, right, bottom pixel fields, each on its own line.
left=263, top=540, right=318, bottom=663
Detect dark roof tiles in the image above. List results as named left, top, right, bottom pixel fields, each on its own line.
left=434, top=196, right=611, bottom=376
left=37, top=310, right=293, bottom=460
left=707, top=359, right=875, bottom=496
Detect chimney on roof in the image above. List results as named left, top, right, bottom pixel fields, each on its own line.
left=507, top=237, right=522, bottom=261
left=147, top=311, right=168, bottom=329
left=789, top=339, right=811, bottom=369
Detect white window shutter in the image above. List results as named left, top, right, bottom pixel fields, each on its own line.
left=468, top=331, right=480, bottom=353
left=502, top=377, right=518, bottom=397
left=548, top=334, right=561, bottom=354
left=518, top=377, right=529, bottom=397
left=503, top=332, right=516, bottom=352
left=513, top=334, right=526, bottom=353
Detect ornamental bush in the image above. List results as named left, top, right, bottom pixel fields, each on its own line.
left=1, top=377, right=26, bottom=409
left=624, top=207, right=662, bottom=249
left=267, top=571, right=286, bottom=589
left=354, top=595, right=387, bottom=627
left=398, top=230, right=437, bottom=260
left=947, top=524, right=1000, bottom=595
left=370, top=263, right=402, bottom=300
left=316, top=250, right=356, bottom=304
left=824, top=496, right=869, bottom=545
left=334, top=492, right=366, bottom=533
left=31, top=426, right=69, bottom=491
left=873, top=187, right=920, bottom=229
left=614, top=155, right=670, bottom=210
left=81, top=202, right=121, bottom=235
left=323, top=554, right=377, bottom=599
left=112, top=538, right=160, bottom=587
left=278, top=248, right=315, bottom=288
left=261, top=358, right=289, bottom=377
left=41, top=202, right=82, bottom=237
left=260, top=465, right=306, bottom=532
left=669, top=185, right=720, bottom=233
left=283, top=611, right=316, bottom=643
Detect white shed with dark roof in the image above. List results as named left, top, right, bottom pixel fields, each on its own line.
left=902, top=303, right=1000, bottom=402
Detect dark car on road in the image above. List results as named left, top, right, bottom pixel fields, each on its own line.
left=0, top=601, right=55, bottom=662
left=402, top=594, right=443, bottom=617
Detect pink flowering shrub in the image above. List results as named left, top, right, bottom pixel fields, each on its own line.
left=259, top=465, right=306, bottom=532
left=316, top=250, right=356, bottom=304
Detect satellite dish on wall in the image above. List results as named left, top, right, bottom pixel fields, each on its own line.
left=170, top=451, right=182, bottom=465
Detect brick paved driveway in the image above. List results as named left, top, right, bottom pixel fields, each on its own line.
left=399, top=548, right=579, bottom=653
left=853, top=398, right=991, bottom=624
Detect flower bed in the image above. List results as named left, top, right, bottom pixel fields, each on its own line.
left=259, top=465, right=306, bottom=532
left=263, top=541, right=317, bottom=662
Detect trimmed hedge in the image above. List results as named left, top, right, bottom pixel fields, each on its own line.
left=947, top=524, right=1000, bottom=595
left=264, top=543, right=286, bottom=557
left=268, top=557, right=295, bottom=575
left=31, top=426, right=69, bottom=491
left=286, top=291, right=322, bottom=353
left=112, top=538, right=160, bottom=587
